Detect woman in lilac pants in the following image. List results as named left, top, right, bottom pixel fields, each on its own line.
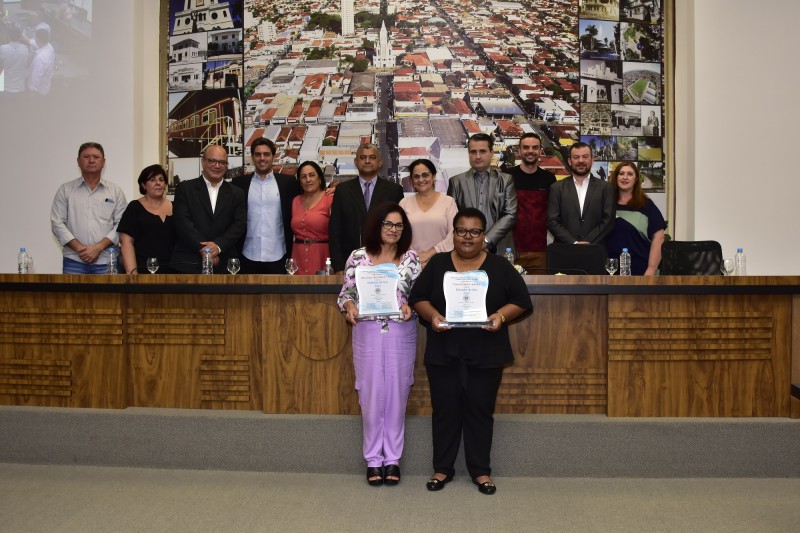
left=338, top=201, right=421, bottom=486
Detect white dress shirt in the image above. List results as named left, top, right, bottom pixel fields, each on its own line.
left=243, top=173, right=285, bottom=262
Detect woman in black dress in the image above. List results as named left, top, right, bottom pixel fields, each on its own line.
left=118, top=164, right=176, bottom=274
left=409, top=207, right=532, bottom=495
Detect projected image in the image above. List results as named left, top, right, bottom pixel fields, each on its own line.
left=0, top=0, right=92, bottom=95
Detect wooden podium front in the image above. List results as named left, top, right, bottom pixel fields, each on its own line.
left=0, top=274, right=797, bottom=417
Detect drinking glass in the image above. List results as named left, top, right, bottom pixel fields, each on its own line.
left=605, top=258, right=618, bottom=275
left=721, top=258, right=734, bottom=276
left=285, top=258, right=298, bottom=275
left=227, top=257, right=241, bottom=275
left=146, top=257, right=159, bottom=274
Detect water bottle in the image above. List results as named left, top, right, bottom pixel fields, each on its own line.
left=202, top=248, right=213, bottom=275
left=106, top=247, right=118, bottom=275
left=619, top=248, right=631, bottom=276
left=322, top=257, right=334, bottom=275
left=734, top=248, right=747, bottom=276
left=17, top=248, right=29, bottom=274
left=504, top=247, right=515, bottom=265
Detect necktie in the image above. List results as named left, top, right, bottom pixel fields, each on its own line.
left=363, top=181, right=372, bottom=208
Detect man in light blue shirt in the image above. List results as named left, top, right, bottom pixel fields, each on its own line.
left=50, top=142, right=127, bottom=274
left=231, top=138, right=300, bottom=274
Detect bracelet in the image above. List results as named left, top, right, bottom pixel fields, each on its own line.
left=497, top=311, right=506, bottom=324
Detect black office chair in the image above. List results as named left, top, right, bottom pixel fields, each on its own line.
left=547, top=243, right=608, bottom=275
left=659, top=240, right=723, bottom=275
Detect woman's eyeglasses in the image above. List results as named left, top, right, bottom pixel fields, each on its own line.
left=381, top=220, right=404, bottom=231
left=454, top=227, right=484, bottom=237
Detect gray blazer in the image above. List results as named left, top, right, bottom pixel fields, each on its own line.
left=447, top=168, right=517, bottom=254
left=546, top=176, right=615, bottom=246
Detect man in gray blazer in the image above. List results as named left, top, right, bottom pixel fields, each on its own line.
left=447, top=133, right=517, bottom=254
left=546, top=142, right=615, bottom=246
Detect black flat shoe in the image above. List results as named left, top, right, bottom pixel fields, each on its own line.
left=384, top=464, right=401, bottom=486
left=472, top=477, right=496, bottom=495
left=367, top=466, right=384, bottom=486
left=426, top=473, right=453, bottom=491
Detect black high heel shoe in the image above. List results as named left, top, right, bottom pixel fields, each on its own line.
left=366, top=466, right=384, bottom=486
left=383, top=464, right=401, bottom=486
left=426, top=473, right=453, bottom=491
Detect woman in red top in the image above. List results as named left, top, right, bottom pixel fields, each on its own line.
left=290, top=161, right=333, bottom=274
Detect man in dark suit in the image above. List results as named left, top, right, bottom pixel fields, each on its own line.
left=546, top=142, right=615, bottom=246
left=231, top=138, right=300, bottom=274
left=329, top=143, right=404, bottom=272
left=171, top=144, right=246, bottom=273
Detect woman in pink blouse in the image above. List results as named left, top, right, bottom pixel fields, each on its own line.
left=291, top=161, right=333, bottom=274
left=338, top=201, right=421, bottom=486
left=399, top=159, right=458, bottom=267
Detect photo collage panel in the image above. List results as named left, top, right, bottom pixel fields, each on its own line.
left=579, top=0, right=665, bottom=192
left=166, top=0, right=245, bottom=193
left=162, top=1, right=669, bottom=196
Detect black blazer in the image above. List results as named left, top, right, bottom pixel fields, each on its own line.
left=231, top=172, right=300, bottom=258
left=546, top=176, right=615, bottom=246
left=328, top=176, right=404, bottom=271
left=170, top=176, right=247, bottom=273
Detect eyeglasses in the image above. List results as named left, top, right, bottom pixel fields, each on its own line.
left=454, top=227, right=484, bottom=237
left=381, top=220, right=404, bottom=231
left=203, top=157, right=228, bottom=167
left=411, top=171, right=432, bottom=180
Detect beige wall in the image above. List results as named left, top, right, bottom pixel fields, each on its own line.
left=0, top=1, right=163, bottom=273
left=674, top=0, right=800, bottom=273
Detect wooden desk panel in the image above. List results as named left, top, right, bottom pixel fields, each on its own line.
left=0, top=274, right=796, bottom=417
left=0, top=290, right=126, bottom=408
left=126, top=293, right=262, bottom=410
left=608, top=294, right=791, bottom=416
left=262, top=294, right=357, bottom=414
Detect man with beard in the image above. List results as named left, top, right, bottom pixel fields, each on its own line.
left=547, top=142, right=615, bottom=247
left=509, top=133, right=555, bottom=273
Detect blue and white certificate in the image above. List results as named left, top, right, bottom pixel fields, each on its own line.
left=354, top=263, right=401, bottom=320
left=441, top=270, right=490, bottom=327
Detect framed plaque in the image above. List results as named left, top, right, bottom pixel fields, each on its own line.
left=440, top=270, right=491, bottom=328
left=354, top=263, right=401, bottom=321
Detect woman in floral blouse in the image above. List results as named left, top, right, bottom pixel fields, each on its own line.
left=338, top=201, right=421, bottom=487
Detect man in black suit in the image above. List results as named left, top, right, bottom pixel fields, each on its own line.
left=328, top=143, right=404, bottom=272
left=231, top=138, right=300, bottom=274
left=171, top=144, right=246, bottom=273
left=547, top=142, right=615, bottom=246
